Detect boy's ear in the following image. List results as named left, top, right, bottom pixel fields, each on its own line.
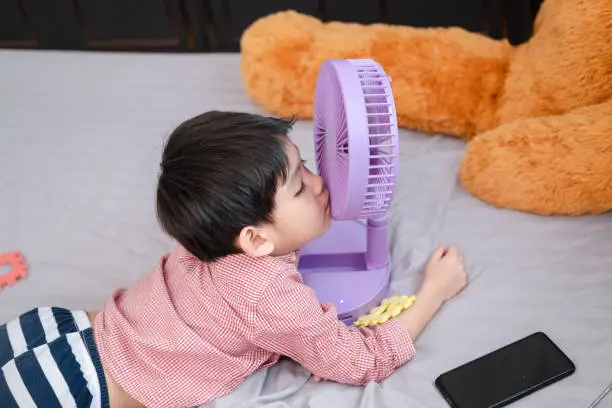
left=237, top=225, right=275, bottom=257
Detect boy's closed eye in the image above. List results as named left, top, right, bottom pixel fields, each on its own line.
left=294, top=160, right=307, bottom=197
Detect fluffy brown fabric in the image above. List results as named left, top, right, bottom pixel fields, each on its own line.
left=240, top=0, right=612, bottom=215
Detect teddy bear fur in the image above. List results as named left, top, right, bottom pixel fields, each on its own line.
left=240, top=0, right=612, bottom=216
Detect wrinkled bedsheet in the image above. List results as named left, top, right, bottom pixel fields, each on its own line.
left=1, top=50, right=611, bottom=408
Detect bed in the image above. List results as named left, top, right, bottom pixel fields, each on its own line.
left=1, top=49, right=611, bottom=408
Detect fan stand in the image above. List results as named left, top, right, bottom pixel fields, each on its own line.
left=298, top=216, right=390, bottom=325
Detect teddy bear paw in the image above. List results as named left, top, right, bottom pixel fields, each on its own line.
left=459, top=112, right=612, bottom=216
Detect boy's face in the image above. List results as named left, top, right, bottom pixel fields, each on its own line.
left=267, top=140, right=332, bottom=255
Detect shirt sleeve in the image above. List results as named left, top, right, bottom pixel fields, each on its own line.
left=249, top=266, right=416, bottom=385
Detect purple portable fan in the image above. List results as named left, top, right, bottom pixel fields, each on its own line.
left=298, top=59, right=399, bottom=325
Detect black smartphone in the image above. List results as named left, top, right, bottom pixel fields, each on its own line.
left=434, top=332, right=575, bottom=408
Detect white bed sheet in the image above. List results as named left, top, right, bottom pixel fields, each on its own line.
left=1, top=50, right=611, bottom=408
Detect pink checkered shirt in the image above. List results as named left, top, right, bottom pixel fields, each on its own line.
left=94, top=245, right=415, bottom=407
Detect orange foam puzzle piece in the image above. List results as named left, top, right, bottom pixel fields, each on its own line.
left=0, top=251, right=28, bottom=290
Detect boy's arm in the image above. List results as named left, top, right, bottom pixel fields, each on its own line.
left=398, top=246, right=467, bottom=339
left=396, top=293, right=443, bottom=341
left=249, top=267, right=415, bottom=385
left=249, top=246, right=466, bottom=385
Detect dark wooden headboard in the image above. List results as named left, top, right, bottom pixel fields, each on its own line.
left=0, top=0, right=543, bottom=52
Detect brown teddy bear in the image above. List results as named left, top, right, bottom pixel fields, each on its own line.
left=240, top=0, right=612, bottom=216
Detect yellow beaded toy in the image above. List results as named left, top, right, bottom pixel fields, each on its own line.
left=353, top=295, right=417, bottom=327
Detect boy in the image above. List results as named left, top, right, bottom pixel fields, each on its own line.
left=0, top=111, right=467, bottom=408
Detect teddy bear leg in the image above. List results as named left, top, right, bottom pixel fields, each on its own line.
left=460, top=101, right=612, bottom=215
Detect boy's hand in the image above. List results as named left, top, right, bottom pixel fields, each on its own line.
left=396, top=245, right=467, bottom=340
left=419, top=246, right=467, bottom=303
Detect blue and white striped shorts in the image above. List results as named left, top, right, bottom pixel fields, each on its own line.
left=0, top=307, right=109, bottom=408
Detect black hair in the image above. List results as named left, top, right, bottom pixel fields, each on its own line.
left=156, top=110, right=296, bottom=262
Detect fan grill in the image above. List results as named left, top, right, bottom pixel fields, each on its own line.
left=313, top=64, right=350, bottom=216
left=349, top=60, right=397, bottom=216
left=313, top=59, right=398, bottom=219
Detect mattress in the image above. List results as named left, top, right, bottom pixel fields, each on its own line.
left=1, top=49, right=611, bottom=408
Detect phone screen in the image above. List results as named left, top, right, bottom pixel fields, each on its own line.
left=435, top=332, right=575, bottom=408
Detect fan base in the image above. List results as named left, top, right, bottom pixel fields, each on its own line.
left=298, top=219, right=390, bottom=325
